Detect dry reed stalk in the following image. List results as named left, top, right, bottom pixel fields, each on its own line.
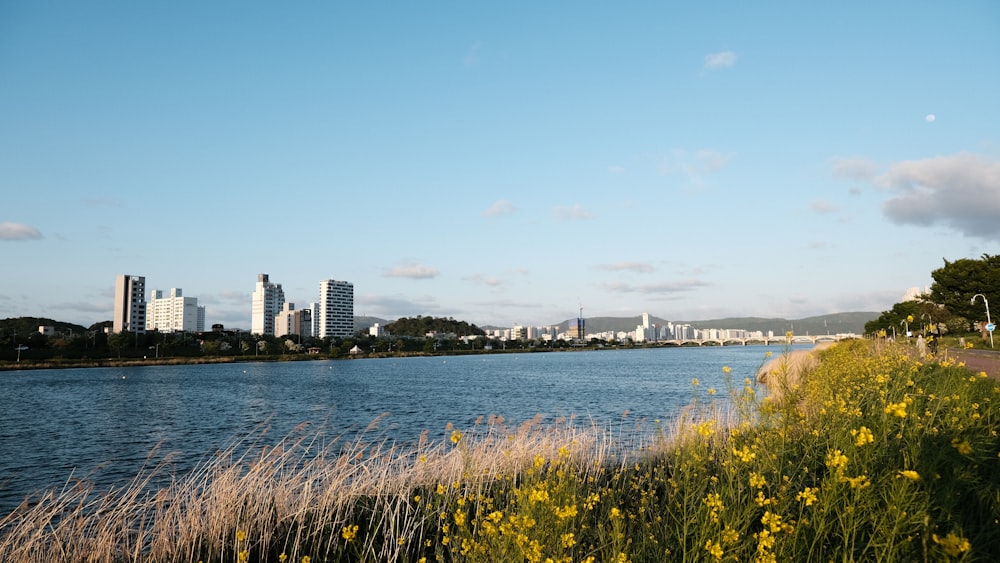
left=0, top=413, right=693, bottom=561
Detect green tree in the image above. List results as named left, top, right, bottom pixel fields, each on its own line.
left=864, top=300, right=940, bottom=336
left=107, top=332, right=130, bottom=358
left=929, top=254, right=1000, bottom=330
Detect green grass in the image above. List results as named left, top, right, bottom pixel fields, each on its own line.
left=2, top=339, right=998, bottom=561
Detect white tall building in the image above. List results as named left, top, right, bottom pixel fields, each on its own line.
left=113, top=274, right=146, bottom=334
left=146, top=288, right=205, bottom=332
left=318, top=279, right=354, bottom=339
left=251, top=273, right=285, bottom=336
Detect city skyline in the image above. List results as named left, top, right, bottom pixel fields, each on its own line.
left=2, top=2, right=998, bottom=329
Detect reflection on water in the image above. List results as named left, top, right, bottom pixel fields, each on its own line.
left=0, top=346, right=787, bottom=514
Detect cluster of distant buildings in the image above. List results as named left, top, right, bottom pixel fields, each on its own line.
left=111, top=273, right=354, bottom=339
left=107, top=274, right=803, bottom=344
left=491, top=313, right=779, bottom=343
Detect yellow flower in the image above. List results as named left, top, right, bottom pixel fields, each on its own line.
left=610, top=507, right=623, bottom=519
left=697, top=420, right=716, bottom=437
left=749, top=472, right=766, bottom=488
left=436, top=483, right=447, bottom=495
left=554, top=504, right=578, bottom=519
left=898, top=470, right=921, bottom=481
left=839, top=475, right=871, bottom=489
left=692, top=378, right=700, bottom=386
left=302, top=557, right=311, bottom=563
left=278, top=554, right=287, bottom=563
left=932, top=532, right=971, bottom=557
left=951, top=438, right=973, bottom=455
left=796, top=487, right=818, bottom=506
left=785, top=330, right=794, bottom=339
left=450, top=430, right=462, bottom=444
left=236, top=530, right=247, bottom=542
left=708, top=387, right=717, bottom=395
left=342, top=524, right=359, bottom=542
left=722, top=527, right=740, bottom=544
left=722, top=365, right=732, bottom=373
left=884, top=401, right=908, bottom=418
left=852, top=426, right=874, bottom=447
left=454, top=509, right=466, bottom=527
left=705, top=540, right=724, bottom=560
left=825, top=449, right=848, bottom=472
left=238, top=550, right=249, bottom=562
left=761, top=511, right=784, bottom=533
left=561, top=532, right=577, bottom=548
left=733, top=445, right=756, bottom=463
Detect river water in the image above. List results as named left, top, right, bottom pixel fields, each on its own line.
left=0, top=345, right=793, bottom=515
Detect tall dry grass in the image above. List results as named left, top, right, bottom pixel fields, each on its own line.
left=0, top=414, right=643, bottom=562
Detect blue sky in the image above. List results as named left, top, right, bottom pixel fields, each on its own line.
left=2, top=1, right=998, bottom=330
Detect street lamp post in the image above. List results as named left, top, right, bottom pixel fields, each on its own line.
left=971, top=294, right=993, bottom=349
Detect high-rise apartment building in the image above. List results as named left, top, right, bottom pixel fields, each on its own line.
left=251, top=273, right=285, bottom=336
left=318, top=279, right=354, bottom=339
left=275, top=302, right=312, bottom=338
left=113, top=274, right=146, bottom=334
left=146, top=288, right=205, bottom=332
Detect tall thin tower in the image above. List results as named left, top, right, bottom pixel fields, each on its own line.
left=113, top=274, right=146, bottom=334
left=251, top=273, right=285, bottom=336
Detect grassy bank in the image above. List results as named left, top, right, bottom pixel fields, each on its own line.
left=2, top=339, right=998, bottom=561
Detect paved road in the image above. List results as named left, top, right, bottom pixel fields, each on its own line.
left=945, top=348, right=1000, bottom=381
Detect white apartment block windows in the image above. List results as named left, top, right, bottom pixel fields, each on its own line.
left=318, top=279, right=354, bottom=339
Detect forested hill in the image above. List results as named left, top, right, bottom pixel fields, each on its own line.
left=384, top=316, right=486, bottom=337
left=0, top=317, right=91, bottom=336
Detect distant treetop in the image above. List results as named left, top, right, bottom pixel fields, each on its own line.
left=384, top=316, right=486, bottom=338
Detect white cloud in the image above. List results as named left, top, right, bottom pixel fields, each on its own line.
left=554, top=204, right=595, bottom=221
left=601, top=279, right=710, bottom=294
left=829, top=156, right=878, bottom=182
left=51, top=301, right=110, bottom=314
left=199, top=289, right=249, bottom=305
left=658, top=149, right=732, bottom=180
left=356, top=294, right=443, bottom=319
left=875, top=153, right=1000, bottom=240
left=595, top=261, right=656, bottom=273
left=810, top=200, right=839, bottom=214
left=608, top=165, right=625, bottom=174
left=0, top=222, right=43, bottom=241
left=384, top=262, right=441, bottom=279
left=483, top=199, right=517, bottom=217
left=464, top=273, right=502, bottom=286
left=704, top=51, right=737, bottom=70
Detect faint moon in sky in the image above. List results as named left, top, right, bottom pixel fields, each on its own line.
left=925, top=114, right=936, bottom=122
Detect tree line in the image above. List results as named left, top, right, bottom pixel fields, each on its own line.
left=864, top=253, right=999, bottom=339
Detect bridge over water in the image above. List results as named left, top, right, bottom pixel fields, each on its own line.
left=656, top=334, right=858, bottom=347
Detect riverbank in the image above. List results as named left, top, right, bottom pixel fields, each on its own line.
left=2, top=339, right=997, bottom=561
